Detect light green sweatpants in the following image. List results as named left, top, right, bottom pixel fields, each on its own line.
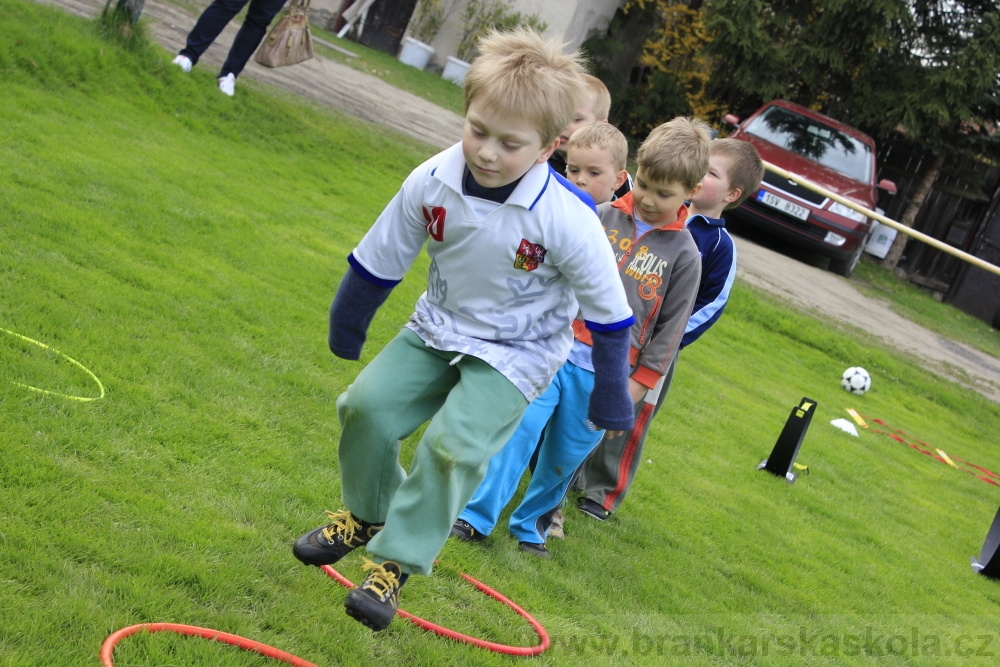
left=337, top=328, right=528, bottom=576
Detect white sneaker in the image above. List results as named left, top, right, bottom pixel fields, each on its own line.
left=171, top=54, right=192, bottom=73
left=218, top=73, right=236, bottom=97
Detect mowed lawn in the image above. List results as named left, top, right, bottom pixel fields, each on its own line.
left=3, top=3, right=1000, bottom=666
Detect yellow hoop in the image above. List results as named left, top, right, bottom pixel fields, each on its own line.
left=2, top=327, right=105, bottom=402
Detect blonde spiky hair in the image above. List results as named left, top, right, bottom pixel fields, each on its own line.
left=464, top=27, right=589, bottom=145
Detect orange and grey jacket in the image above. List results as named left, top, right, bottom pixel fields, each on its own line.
left=572, top=192, right=702, bottom=390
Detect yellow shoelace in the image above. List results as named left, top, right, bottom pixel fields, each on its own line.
left=320, top=509, right=361, bottom=543
left=359, top=558, right=401, bottom=597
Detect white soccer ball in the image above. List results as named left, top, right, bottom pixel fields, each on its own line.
left=841, top=366, right=871, bottom=395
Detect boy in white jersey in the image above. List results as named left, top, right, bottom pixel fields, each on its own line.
left=291, top=28, right=636, bottom=631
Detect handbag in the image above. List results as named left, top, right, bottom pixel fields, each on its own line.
left=254, top=0, right=314, bottom=68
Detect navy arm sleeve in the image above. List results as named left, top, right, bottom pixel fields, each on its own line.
left=328, top=254, right=400, bottom=360
left=588, top=326, right=635, bottom=432
left=681, top=223, right=736, bottom=348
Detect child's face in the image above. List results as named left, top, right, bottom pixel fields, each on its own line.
left=462, top=99, right=557, bottom=189
left=631, top=167, right=698, bottom=226
left=565, top=144, right=626, bottom=205
left=555, top=99, right=599, bottom=153
left=689, top=153, right=738, bottom=211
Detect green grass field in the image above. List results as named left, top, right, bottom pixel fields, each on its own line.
left=3, top=3, right=1000, bottom=665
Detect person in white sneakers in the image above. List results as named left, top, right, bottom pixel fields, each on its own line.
left=171, top=0, right=288, bottom=96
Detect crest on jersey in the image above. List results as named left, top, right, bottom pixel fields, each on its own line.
left=514, top=239, right=547, bottom=272
left=423, top=205, right=446, bottom=242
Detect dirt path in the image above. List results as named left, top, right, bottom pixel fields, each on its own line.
left=45, top=0, right=465, bottom=147
left=38, top=0, right=1000, bottom=403
left=734, top=234, right=1000, bottom=403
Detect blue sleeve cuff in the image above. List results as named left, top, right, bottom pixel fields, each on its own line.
left=583, top=315, right=636, bottom=333
left=347, top=253, right=402, bottom=289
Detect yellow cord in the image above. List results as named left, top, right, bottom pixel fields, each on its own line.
left=2, top=327, right=105, bottom=402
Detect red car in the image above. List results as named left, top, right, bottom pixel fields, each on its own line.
left=723, top=100, right=897, bottom=277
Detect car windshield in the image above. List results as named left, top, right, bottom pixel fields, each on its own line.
left=745, top=106, right=872, bottom=183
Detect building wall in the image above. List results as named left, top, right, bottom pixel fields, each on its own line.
left=947, top=188, right=1000, bottom=328
left=875, top=136, right=1000, bottom=325
left=514, top=0, right=624, bottom=51
left=311, top=0, right=352, bottom=31
left=426, top=0, right=623, bottom=67
left=310, top=0, right=625, bottom=67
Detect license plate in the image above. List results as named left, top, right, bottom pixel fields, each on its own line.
left=757, top=190, right=810, bottom=220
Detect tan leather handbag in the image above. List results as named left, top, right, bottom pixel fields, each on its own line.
left=254, top=0, right=314, bottom=68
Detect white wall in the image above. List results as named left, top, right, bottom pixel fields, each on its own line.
left=410, top=0, right=625, bottom=68
left=310, top=0, right=352, bottom=31
left=512, top=0, right=624, bottom=51
left=306, top=0, right=625, bottom=66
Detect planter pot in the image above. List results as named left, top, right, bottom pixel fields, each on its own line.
left=441, top=55, right=471, bottom=86
left=864, top=220, right=897, bottom=259
left=398, top=36, right=434, bottom=70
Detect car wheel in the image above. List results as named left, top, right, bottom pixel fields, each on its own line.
left=829, top=243, right=864, bottom=278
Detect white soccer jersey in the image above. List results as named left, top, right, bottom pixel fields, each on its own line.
left=352, top=143, right=633, bottom=400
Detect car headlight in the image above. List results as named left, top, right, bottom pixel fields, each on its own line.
left=829, top=201, right=867, bottom=222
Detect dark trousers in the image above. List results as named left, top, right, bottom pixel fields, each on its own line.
left=576, top=353, right=680, bottom=514
left=179, top=0, right=288, bottom=78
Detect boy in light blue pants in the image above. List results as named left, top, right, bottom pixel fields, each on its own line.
left=457, top=361, right=604, bottom=550
left=453, top=120, right=705, bottom=556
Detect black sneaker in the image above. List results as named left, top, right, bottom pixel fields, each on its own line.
left=344, top=559, right=407, bottom=631
left=292, top=509, right=383, bottom=566
left=449, top=519, right=487, bottom=542
left=518, top=541, right=551, bottom=558
left=578, top=498, right=610, bottom=521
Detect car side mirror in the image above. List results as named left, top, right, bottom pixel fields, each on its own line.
left=723, top=113, right=740, bottom=127
left=877, top=178, right=897, bottom=195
